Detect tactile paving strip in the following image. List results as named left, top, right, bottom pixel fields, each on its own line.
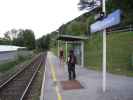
left=60, top=80, right=83, bottom=90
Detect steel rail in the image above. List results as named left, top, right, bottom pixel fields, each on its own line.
left=0, top=54, right=40, bottom=89
left=40, top=54, right=47, bottom=100
left=0, top=54, right=44, bottom=100
left=20, top=55, right=43, bottom=100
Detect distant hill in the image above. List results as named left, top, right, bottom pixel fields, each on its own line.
left=56, top=0, right=133, bottom=36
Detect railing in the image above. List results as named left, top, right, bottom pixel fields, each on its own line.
left=107, top=24, right=133, bottom=33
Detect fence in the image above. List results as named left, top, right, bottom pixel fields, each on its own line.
left=107, top=24, right=133, bottom=33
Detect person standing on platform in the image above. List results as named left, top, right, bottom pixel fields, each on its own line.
left=59, top=48, right=64, bottom=66
left=67, top=49, right=77, bottom=80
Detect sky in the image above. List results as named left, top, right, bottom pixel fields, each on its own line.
left=0, top=0, right=85, bottom=39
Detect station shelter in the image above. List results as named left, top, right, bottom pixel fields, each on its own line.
left=57, top=35, right=88, bottom=67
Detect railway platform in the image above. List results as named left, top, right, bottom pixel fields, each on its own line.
left=41, top=52, right=133, bottom=100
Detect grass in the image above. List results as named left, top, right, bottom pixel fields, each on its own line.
left=84, top=32, right=133, bottom=76
left=84, top=33, right=103, bottom=71
left=0, top=53, right=32, bottom=73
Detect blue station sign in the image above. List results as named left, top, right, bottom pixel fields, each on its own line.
left=90, top=9, right=121, bottom=33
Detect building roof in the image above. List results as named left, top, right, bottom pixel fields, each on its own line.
left=0, top=45, right=26, bottom=52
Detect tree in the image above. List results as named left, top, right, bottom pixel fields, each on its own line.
left=4, top=29, right=18, bottom=40
left=106, top=0, right=133, bottom=25
left=12, top=29, right=36, bottom=50
left=12, top=30, right=24, bottom=46
left=36, top=34, right=50, bottom=51
left=23, top=29, right=36, bottom=50
left=0, top=38, right=12, bottom=45
left=43, top=34, right=50, bottom=50
left=1, top=29, right=36, bottom=49
left=4, top=31, right=11, bottom=40
left=78, top=0, right=101, bottom=11
left=58, top=24, right=66, bottom=34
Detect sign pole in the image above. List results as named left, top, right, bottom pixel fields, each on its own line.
left=90, top=1, right=120, bottom=93
left=102, top=0, right=106, bottom=92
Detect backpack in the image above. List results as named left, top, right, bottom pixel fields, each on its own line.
left=68, top=55, right=76, bottom=64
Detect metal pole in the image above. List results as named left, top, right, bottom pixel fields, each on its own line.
left=65, top=41, right=68, bottom=62
left=102, top=29, right=106, bottom=92
left=58, top=31, right=60, bottom=57
left=58, top=40, right=59, bottom=57
left=102, top=0, right=106, bottom=92
left=130, top=24, right=132, bottom=32
left=81, top=41, right=84, bottom=67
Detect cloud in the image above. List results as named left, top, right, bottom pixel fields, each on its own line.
left=0, top=0, right=84, bottom=38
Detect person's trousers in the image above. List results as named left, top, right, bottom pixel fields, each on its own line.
left=68, top=64, right=76, bottom=80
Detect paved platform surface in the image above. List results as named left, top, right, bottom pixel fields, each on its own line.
left=43, top=52, right=133, bottom=100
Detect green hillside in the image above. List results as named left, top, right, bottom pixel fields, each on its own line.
left=49, top=0, right=133, bottom=76
left=51, top=31, right=133, bottom=76
left=84, top=32, right=133, bottom=76
left=57, top=0, right=133, bottom=36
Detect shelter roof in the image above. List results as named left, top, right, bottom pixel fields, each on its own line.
left=57, top=35, right=88, bottom=41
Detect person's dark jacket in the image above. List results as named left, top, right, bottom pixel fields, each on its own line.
left=67, top=54, right=76, bottom=65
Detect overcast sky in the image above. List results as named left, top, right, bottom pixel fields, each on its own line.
left=0, top=0, right=86, bottom=39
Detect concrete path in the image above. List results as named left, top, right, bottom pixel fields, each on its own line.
left=43, top=52, right=133, bottom=100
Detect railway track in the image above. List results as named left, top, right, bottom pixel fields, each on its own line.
left=0, top=53, right=46, bottom=100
